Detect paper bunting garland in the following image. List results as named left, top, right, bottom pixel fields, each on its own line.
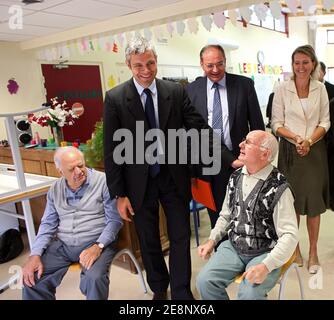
left=300, top=0, right=317, bottom=14
left=269, top=1, right=283, bottom=19
left=187, top=17, right=199, bottom=34
left=36, top=0, right=320, bottom=60
left=239, top=6, right=252, bottom=22
left=228, top=10, right=238, bottom=26
left=176, top=20, right=186, bottom=36
left=213, top=12, right=226, bottom=29
left=323, top=0, right=334, bottom=11
left=166, top=22, right=175, bottom=37
left=144, top=28, right=153, bottom=41
left=285, top=0, right=298, bottom=15
left=201, top=15, right=213, bottom=32
left=153, top=25, right=164, bottom=40
left=254, top=4, right=268, bottom=21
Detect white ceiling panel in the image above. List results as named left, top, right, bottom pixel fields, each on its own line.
left=0, top=0, right=72, bottom=11
left=0, top=32, right=34, bottom=41
left=44, top=0, right=136, bottom=20
left=0, top=4, right=35, bottom=23
left=23, top=12, right=95, bottom=29
left=0, top=22, right=61, bottom=36
left=93, top=0, right=182, bottom=10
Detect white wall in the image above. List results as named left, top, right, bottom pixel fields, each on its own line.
left=0, top=43, right=47, bottom=140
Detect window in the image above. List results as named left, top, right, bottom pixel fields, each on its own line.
left=327, top=30, right=334, bottom=44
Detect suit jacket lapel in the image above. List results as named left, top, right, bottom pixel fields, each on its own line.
left=199, top=78, right=208, bottom=121
left=156, top=79, right=172, bottom=131
left=126, top=79, right=148, bottom=125
left=226, top=73, right=236, bottom=131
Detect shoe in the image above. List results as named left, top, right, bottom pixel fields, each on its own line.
left=294, top=253, right=303, bottom=267
left=152, top=291, right=168, bottom=300
left=308, top=256, right=320, bottom=274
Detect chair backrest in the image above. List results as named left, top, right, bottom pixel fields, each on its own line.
left=279, top=252, right=296, bottom=277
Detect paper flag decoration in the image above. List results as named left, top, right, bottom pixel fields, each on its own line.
left=285, top=0, right=298, bottom=15
left=144, top=28, right=153, bottom=41
left=176, top=20, right=186, bottom=36
left=117, top=33, right=124, bottom=47
left=269, top=1, right=283, bottom=19
left=254, top=3, right=268, bottom=21
left=213, top=12, right=226, bottom=29
left=300, top=0, right=317, bottom=14
left=187, top=17, right=199, bottom=34
left=166, top=22, right=174, bottom=37
left=239, top=6, right=252, bottom=22
left=228, top=10, right=238, bottom=26
left=323, top=0, right=334, bottom=11
left=201, top=15, right=213, bottom=31
left=153, top=25, right=164, bottom=40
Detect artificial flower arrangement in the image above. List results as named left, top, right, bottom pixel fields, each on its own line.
left=28, top=97, right=79, bottom=128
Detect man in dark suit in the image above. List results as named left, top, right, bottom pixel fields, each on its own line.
left=319, top=61, right=334, bottom=101
left=103, top=37, right=241, bottom=300
left=187, top=44, right=265, bottom=229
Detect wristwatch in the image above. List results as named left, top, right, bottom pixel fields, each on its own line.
left=307, top=138, right=313, bottom=146
left=95, top=242, right=104, bottom=250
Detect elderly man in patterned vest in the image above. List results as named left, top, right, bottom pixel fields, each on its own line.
left=196, top=130, right=298, bottom=300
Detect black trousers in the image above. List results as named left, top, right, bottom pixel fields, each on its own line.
left=133, top=166, right=193, bottom=300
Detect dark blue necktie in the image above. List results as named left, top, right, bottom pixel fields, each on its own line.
left=144, top=88, right=160, bottom=178
left=212, top=82, right=224, bottom=143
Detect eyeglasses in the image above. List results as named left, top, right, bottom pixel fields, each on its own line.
left=204, top=61, right=225, bottom=70
left=242, top=138, right=268, bottom=150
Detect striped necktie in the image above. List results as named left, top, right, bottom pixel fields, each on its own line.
left=212, top=82, right=224, bottom=143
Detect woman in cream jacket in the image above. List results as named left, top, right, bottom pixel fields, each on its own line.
left=272, top=45, right=330, bottom=275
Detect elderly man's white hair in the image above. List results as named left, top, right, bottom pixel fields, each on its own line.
left=54, top=146, right=84, bottom=169
left=125, top=36, right=157, bottom=63
left=259, top=131, right=278, bottom=162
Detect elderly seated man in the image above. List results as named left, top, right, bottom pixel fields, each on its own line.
left=196, top=130, right=298, bottom=300
left=22, top=146, right=123, bottom=300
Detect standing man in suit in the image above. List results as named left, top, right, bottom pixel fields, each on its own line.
left=187, top=44, right=265, bottom=229
left=319, top=61, right=334, bottom=102
left=103, top=37, right=240, bottom=300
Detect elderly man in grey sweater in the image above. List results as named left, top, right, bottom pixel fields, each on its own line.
left=22, top=146, right=123, bottom=300
left=196, top=130, right=298, bottom=300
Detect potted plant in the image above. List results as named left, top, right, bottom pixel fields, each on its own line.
left=84, top=120, right=104, bottom=169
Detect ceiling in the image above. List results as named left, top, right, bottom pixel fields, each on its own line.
left=0, top=0, right=333, bottom=44
left=0, top=0, right=183, bottom=42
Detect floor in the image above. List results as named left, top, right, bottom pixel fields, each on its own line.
left=1, top=207, right=334, bottom=300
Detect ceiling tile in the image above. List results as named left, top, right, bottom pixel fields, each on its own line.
left=44, top=0, right=136, bottom=20
left=0, top=0, right=72, bottom=11
left=0, top=22, right=61, bottom=36
left=0, top=4, right=35, bottom=23
left=93, top=0, right=181, bottom=10
left=23, top=12, right=95, bottom=29
left=0, top=32, right=34, bottom=41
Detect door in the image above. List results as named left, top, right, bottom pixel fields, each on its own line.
left=41, top=64, right=104, bottom=143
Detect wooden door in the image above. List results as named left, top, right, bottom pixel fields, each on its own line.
left=41, top=64, right=104, bottom=143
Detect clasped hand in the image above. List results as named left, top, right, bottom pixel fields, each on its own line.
left=295, top=139, right=310, bottom=157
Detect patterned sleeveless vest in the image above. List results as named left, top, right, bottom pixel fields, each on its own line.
left=227, top=167, right=290, bottom=256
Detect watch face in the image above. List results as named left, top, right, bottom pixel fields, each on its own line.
left=97, top=242, right=104, bottom=249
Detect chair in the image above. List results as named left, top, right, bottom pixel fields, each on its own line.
left=69, top=248, right=147, bottom=295
left=234, top=253, right=304, bottom=300
left=190, top=199, right=205, bottom=247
